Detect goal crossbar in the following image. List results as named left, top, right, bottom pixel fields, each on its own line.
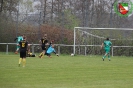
left=74, top=27, right=133, bottom=30
left=73, top=27, right=133, bottom=55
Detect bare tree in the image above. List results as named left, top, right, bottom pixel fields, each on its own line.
left=0, top=0, right=3, bottom=13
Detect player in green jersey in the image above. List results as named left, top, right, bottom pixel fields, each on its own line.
left=101, top=37, right=112, bottom=61
left=14, top=35, right=24, bottom=54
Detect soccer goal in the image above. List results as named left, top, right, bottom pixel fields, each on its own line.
left=73, top=27, right=133, bottom=56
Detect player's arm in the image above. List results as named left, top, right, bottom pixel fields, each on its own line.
left=39, top=39, right=41, bottom=43
left=45, top=40, right=49, bottom=45
left=53, top=49, right=59, bottom=56
left=48, top=41, right=52, bottom=47
left=39, top=39, right=42, bottom=45
left=110, top=42, right=112, bottom=48
left=101, top=43, right=104, bottom=49
left=21, top=37, right=23, bottom=41
left=14, top=37, right=18, bottom=41
left=50, top=40, right=54, bottom=45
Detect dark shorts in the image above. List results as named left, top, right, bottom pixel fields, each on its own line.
left=45, top=52, right=50, bottom=56
left=42, top=45, right=46, bottom=50
left=104, top=48, right=110, bottom=53
left=20, top=50, right=26, bottom=58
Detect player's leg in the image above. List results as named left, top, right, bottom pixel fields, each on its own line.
left=22, top=58, right=26, bottom=67
left=45, top=52, right=49, bottom=57
left=42, top=47, right=47, bottom=58
left=107, top=51, right=111, bottom=61
left=39, top=45, right=44, bottom=58
left=22, top=52, right=26, bottom=67
left=15, top=44, right=20, bottom=54
left=39, top=46, right=46, bottom=58
left=39, top=52, right=43, bottom=58
left=102, top=53, right=107, bottom=61
left=19, top=51, right=22, bottom=66
left=41, top=50, right=45, bottom=58
left=105, top=49, right=111, bottom=61
left=46, top=53, right=51, bottom=58
left=39, top=46, right=43, bottom=58
left=102, top=49, right=108, bottom=61
left=102, top=48, right=111, bottom=61
left=39, top=52, right=44, bottom=58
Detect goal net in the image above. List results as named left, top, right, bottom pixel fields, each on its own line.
left=73, top=27, right=133, bottom=56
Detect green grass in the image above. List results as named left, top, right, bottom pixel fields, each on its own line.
left=0, top=53, right=133, bottom=88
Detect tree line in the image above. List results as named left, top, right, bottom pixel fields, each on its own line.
left=0, top=0, right=133, bottom=55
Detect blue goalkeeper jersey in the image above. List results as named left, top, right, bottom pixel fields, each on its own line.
left=46, top=46, right=56, bottom=54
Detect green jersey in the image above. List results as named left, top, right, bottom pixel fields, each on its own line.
left=104, top=40, right=112, bottom=49
left=17, top=36, right=23, bottom=43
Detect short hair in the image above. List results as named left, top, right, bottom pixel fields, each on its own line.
left=44, top=34, right=47, bottom=37
left=23, top=36, right=26, bottom=40
left=106, top=37, right=109, bottom=40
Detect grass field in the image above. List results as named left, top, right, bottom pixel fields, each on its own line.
left=0, top=53, right=133, bottom=88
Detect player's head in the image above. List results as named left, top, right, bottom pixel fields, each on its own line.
left=23, top=36, right=26, bottom=40
left=17, top=33, right=20, bottom=36
left=44, top=34, right=47, bottom=36
left=51, top=40, right=54, bottom=43
left=106, top=37, right=109, bottom=40
left=22, top=35, right=25, bottom=37
left=43, top=34, right=47, bottom=39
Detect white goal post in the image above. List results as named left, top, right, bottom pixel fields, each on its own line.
left=73, top=27, right=133, bottom=56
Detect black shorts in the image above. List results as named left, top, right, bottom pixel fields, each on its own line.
left=45, top=52, right=50, bottom=56
left=20, top=50, right=26, bottom=58
left=41, top=45, right=46, bottom=50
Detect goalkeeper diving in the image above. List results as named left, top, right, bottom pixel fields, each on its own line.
left=39, top=40, right=59, bottom=58
left=101, top=37, right=112, bottom=61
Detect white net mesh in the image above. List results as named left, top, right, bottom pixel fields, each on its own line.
left=74, top=27, right=133, bottom=56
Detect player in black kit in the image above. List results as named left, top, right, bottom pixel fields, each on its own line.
left=38, top=34, right=48, bottom=58
left=18, top=36, right=29, bottom=67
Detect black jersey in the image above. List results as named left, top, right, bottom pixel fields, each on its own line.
left=40, top=38, right=48, bottom=45
left=19, top=40, right=28, bottom=51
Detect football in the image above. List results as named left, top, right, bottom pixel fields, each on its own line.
left=71, top=53, right=74, bottom=56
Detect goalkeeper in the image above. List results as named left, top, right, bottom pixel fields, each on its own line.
left=101, top=37, right=112, bottom=61
left=45, top=40, right=59, bottom=58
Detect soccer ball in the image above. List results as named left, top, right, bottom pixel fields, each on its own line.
left=56, top=54, right=59, bottom=56
left=71, top=53, right=74, bottom=56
